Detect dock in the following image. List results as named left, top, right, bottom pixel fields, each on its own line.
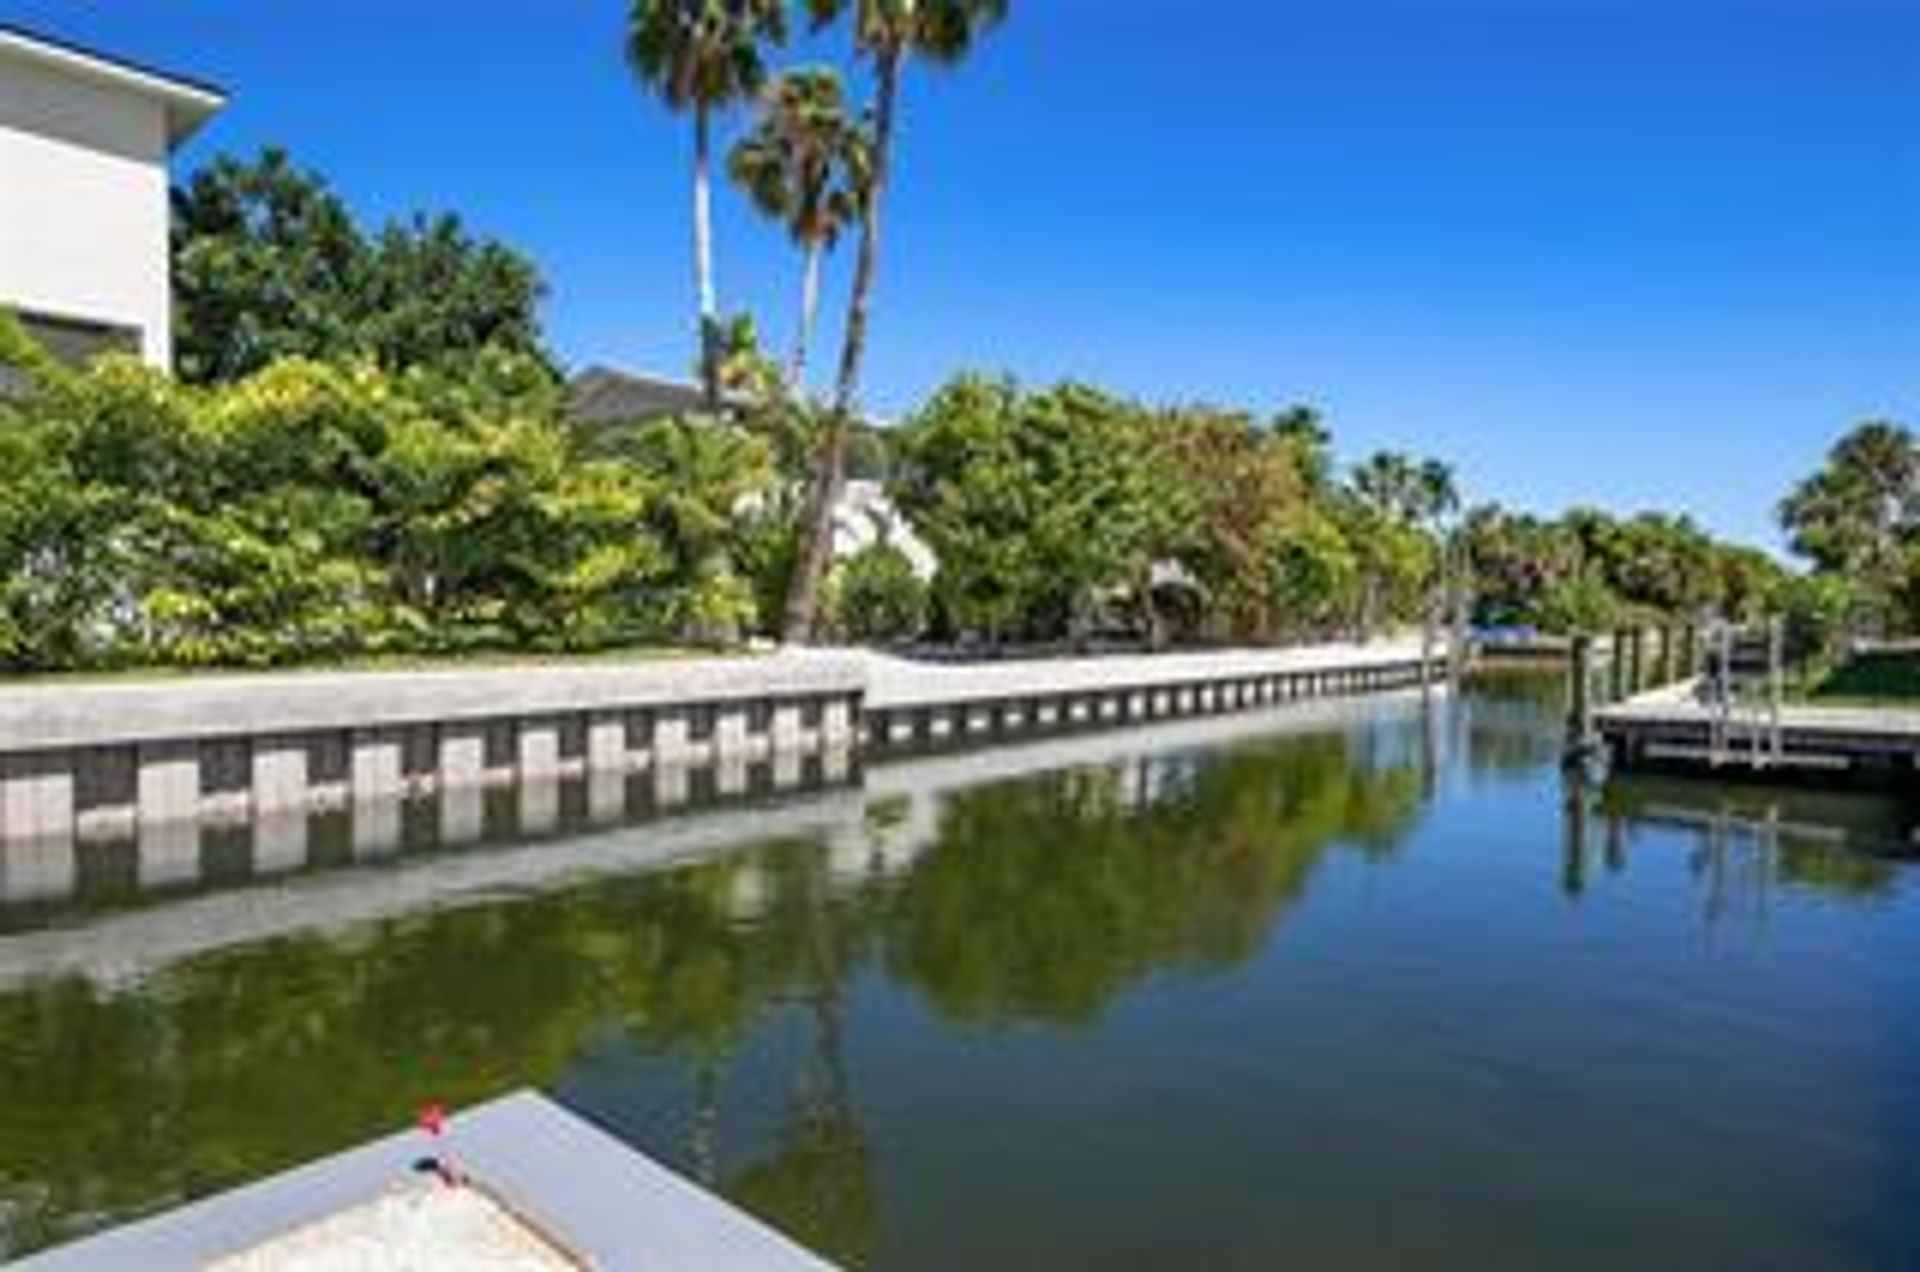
left=1597, top=681, right=1920, bottom=777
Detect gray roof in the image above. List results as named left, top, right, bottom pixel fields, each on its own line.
left=564, top=364, right=892, bottom=437
left=565, top=366, right=733, bottom=426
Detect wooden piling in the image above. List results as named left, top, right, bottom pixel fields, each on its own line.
left=1565, top=633, right=1597, bottom=767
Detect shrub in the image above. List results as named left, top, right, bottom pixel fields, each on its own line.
left=833, top=543, right=928, bottom=644
left=0, top=312, right=702, bottom=672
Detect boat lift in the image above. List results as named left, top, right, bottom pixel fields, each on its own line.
left=1701, top=618, right=1785, bottom=769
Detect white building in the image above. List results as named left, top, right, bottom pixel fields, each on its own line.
left=832, top=479, right=937, bottom=581
left=0, top=25, right=223, bottom=369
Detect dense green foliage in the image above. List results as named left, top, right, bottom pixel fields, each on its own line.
left=1806, top=647, right=1920, bottom=704
left=885, top=375, right=1446, bottom=644
left=0, top=314, right=780, bottom=672
left=1463, top=504, right=1788, bottom=633
left=830, top=541, right=927, bottom=642
left=1779, top=420, right=1918, bottom=634
left=172, top=149, right=552, bottom=384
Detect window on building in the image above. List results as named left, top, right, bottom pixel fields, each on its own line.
left=13, top=309, right=142, bottom=366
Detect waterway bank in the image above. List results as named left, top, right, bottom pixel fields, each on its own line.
left=0, top=639, right=1443, bottom=845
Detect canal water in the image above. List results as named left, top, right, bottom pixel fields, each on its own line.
left=3, top=670, right=1918, bottom=1268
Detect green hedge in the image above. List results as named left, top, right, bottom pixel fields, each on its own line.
left=0, top=315, right=769, bottom=674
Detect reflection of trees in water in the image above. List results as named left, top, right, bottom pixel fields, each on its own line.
left=0, top=730, right=1426, bottom=1263
left=1459, top=667, right=1568, bottom=779
left=884, top=736, right=1426, bottom=1025
left=0, top=860, right=789, bottom=1257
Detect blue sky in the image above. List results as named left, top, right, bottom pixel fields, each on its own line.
left=9, top=0, right=1916, bottom=547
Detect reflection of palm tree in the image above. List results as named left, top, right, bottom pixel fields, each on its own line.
left=728, top=842, right=875, bottom=1266
left=620, top=863, right=764, bottom=1187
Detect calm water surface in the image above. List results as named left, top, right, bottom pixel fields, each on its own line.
left=3, top=671, right=1919, bottom=1269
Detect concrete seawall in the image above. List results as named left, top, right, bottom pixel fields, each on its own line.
left=0, top=640, right=1442, bottom=848
left=0, top=687, right=1433, bottom=989
left=860, top=642, right=1437, bottom=750
left=0, top=656, right=864, bottom=845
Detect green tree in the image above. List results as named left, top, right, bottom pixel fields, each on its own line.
left=783, top=0, right=1010, bottom=643
left=583, top=413, right=777, bottom=643
left=0, top=313, right=676, bottom=671
left=831, top=541, right=928, bottom=642
left=888, top=377, right=1162, bottom=643
left=1780, top=420, right=1918, bottom=632
left=358, top=215, right=550, bottom=375
left=1461, top=505, right=1579, bottom=628
left=1345, top=452, right=1450, bottom=638
left=1144, top=407, right=1308, bottom=640
left=171, top=149, right=550, bottom=383
left=1463, top=501, right=1782, bottom=634
left=729, top=67, right=871, bottom=391
left=626, top=0, right=790, bottom=406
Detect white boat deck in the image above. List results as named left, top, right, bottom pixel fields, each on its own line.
left=14, top=1091, right=836, bottom=1271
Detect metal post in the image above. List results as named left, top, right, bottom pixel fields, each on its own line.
left=1768, top=614, right=1784, bottom=764
left=1421, top=595, right=1437, bottom=688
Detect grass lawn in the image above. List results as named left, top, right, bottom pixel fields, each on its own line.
left=1804, top=648, right=1920, bottom=707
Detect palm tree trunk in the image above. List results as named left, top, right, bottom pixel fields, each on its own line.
left=790, top=240, right=823, bottom=391
left=781, top=50, right=900, bottom=643
left=694, top=103, right=719, bottom=408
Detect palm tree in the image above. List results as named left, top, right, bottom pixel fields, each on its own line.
left=781, top=0, right=1009, bottom=643
left=729, top=68, right=871, bottom=392
left=1350, top=451, right=1457, bottom=642
left=626, top=0, right=789, bottom=407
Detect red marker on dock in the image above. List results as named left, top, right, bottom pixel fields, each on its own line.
left=417, top=1102, right=461, bottom=1187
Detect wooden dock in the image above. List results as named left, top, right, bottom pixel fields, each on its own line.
left=1598, top=681, right=1920, bottom=778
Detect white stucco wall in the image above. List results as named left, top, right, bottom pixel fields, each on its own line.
left=0, top=51, right=174, bottom=366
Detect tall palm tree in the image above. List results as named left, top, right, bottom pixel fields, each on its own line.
left=781, top=0, right=1009, bottom=643
left=626, top=0, right=789, bottom=407
left=729, top=68, right=871, bottom=391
